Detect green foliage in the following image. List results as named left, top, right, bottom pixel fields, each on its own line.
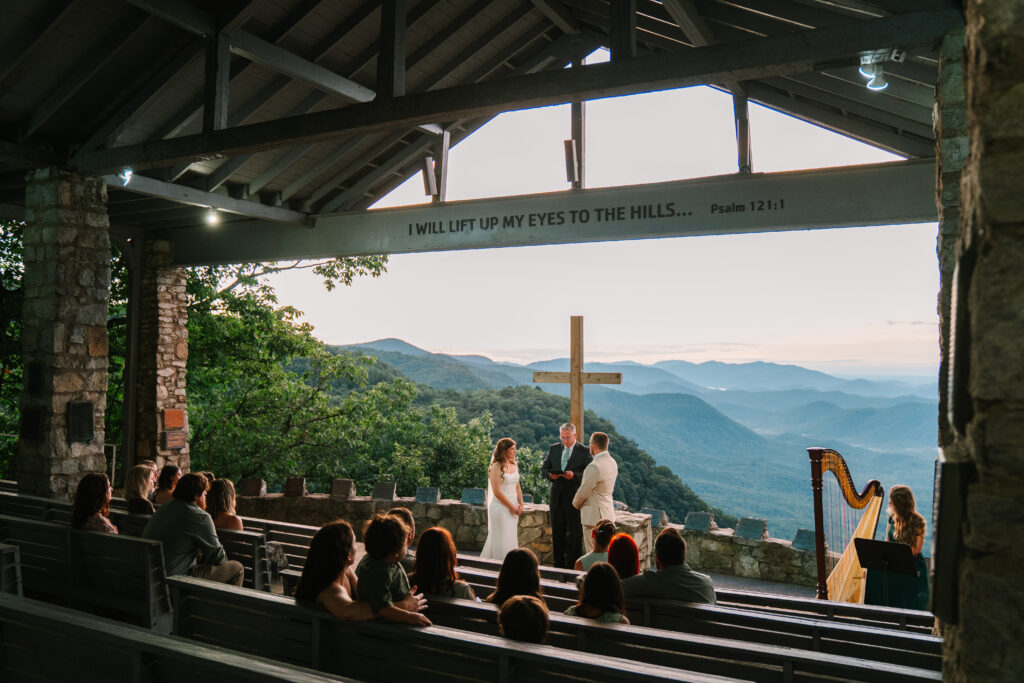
left=412, top=384, right=737, bottom=526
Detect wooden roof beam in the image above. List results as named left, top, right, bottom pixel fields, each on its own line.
left=71, top=9, right=963, bottom=173
left=530, top=0, right=579, bottom=34
left=101, top=173, right=308, bottom=225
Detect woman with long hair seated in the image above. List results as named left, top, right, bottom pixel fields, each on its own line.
left=124, top=464, right=156, bottom=515
left=409, top=527, right=476, bottom=600
left=486, top=547, right=543, bottom=605
left=295, top=519, right=427, bottom=621
left=153, top=465, right=181, bottom=506
left=72, top=473, right=117, bottom=533
left=565, top=562, right=630, bottom=624
left=206, top=479, right=244, bottom=530
left=607, top=533, right=640, bottom=580
left=866, top=485, right=931, bottom=610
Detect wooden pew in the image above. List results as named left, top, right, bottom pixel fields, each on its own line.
left=0, top=593, right=359, bottom=683
left=0, top=491, right=272, bottom=593
left=240, top=515, right=320, bottom=569
left=425, top=595, right=940, bottom=683
left=454, top=565, right=940, bottom=670
left=0, top=489, right=72, bottom=523
left=0, top=479, right=16, bottom=494
left=456, top=552, right=934, bottom=633
left=0, top=513, right=173, bottom=632
left=168, top=575, right=742, bottom=683
left=0, top=543, right=21, bottom=596
left=108, top=509, right=272, bottom=592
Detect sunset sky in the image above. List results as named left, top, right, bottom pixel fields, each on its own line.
left=269, top=53, right=940, bottom=381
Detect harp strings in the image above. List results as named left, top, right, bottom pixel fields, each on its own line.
left=823, top=475, right=860, bottom=576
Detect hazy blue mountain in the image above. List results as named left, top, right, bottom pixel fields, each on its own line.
left=333, top=339, right=938, bottom=542
left=346, top=338, right=432, bottom=357
left=655, top=359, right=935, bottom=399
left=528, top=358, right=705, bottom=394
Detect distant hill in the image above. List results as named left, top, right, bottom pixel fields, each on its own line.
left=328, top=339, right=938, bottom=542
left=656, top=359, right=935, bottom=399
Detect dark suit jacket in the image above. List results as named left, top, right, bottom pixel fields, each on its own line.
left=541, top=442, right=592, bottom=506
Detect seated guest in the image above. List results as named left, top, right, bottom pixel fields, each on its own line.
left=575, top=519, right=615, bottom=571
left=295, top=519, right=427, bottom=620
left=565, top=562, right=630, bottom=624
left=139, top=460, right=159, bottom=493
left=607, top=532, right=641, bottom=580
left=355, top=514, right=431, bottom=626
left=72, top=473, right=117, bottom=533
left=142, top=473, right=244, bottom=585
left=206, top=479, right=243, bottom=531
left=388, top=506, right=417, bottom=573
left=197, top=471, right=216, bottom=487
left=486, top=548, right=542, bottom=605
left=124, top=464, right=156, bottom=515
left=498, top=595, right=549, bottom=644
left=409, top=527, right=476, bottom=600
left=622, top=528, right=716, bottom=604
left=152, top=465, right=181, bottom=506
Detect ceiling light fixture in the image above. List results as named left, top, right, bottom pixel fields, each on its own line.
left=118, top=168, right=133, bottom=186
left=205, top=208, right=220, bottom=226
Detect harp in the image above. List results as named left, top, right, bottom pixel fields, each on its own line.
left=808, top=447, right=883, bottom=602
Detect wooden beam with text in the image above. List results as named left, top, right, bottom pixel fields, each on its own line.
left=533, top=316, right=621, bottom=438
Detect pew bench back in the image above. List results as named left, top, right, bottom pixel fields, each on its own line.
left=0, top=513, right=172, bottom=632
left=0, top=542, right=21, bottom=596
left=425, top=595, right=940, bottom=683
left=456, top=552, right=934, bottom=632
left=454, top=565, right=940, bottom=670
left=0, top=593, right=358, bottom=683
left=168, top=575, right=742, bottom=683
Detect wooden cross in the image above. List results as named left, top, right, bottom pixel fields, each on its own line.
left=532, top=316, right=622, bottom=439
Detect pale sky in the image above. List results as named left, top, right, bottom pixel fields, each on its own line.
left=270, top=62, right=940, bottom=379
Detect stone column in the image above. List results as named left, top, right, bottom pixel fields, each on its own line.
left=17, top=168, right=110, bottom=500
left=940, top=4, right=1024, bottom=681
left=935, top=27, right=967, bottom=449
left=134, top=240, right=190, bottom=470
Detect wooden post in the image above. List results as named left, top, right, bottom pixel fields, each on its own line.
left=534, top=316, right=622, bottom=440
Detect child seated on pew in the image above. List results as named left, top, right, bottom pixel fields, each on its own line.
left=564, top=562, right=630, bottom=624
left=355, top=514, right=432, bottom=626
left=574, top=519, right=615, bottom=571
left=498, top=595, right=549, bottom=643
left=295, top=519, right=427, bottom=622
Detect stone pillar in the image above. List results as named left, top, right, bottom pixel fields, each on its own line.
left=17, top=168, right=110, bottom=500
left=940, top=5, right=1024, bottom=681
left=134, top=240, right=189, bottom=470
left=935, top=27, right=967, bottom=449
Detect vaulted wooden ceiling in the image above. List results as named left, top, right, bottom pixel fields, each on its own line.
left=0, top=0, right=963, bottom=244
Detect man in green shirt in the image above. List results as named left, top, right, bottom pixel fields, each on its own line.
left=143, top=473, right=243, bottom=585
left=622, top=528, right=716, bottom=604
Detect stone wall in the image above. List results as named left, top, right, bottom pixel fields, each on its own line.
left=939, top=5, right=1024, bottom=682
left=237, top=494, right=652, bottom=568
left=17, top=168, right=110, bottom=500
left=134, top=240, right=189, bottom=469
left=655, top=523, right=818, bottom=587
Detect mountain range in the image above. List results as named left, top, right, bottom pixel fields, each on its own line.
left=336, top=338, right=937, bottom=545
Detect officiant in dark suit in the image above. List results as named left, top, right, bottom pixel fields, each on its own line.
left=541, top=422, right=592, bottom=568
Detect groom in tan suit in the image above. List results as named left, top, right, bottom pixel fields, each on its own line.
left=572, top=431, right=619, bottom=554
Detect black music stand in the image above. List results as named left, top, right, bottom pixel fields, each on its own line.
left=855, top=538, right=917, bottom=607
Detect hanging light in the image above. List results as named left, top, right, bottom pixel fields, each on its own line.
left=205, top=208, right=220, bottom=226
left=864, top=63, right=888, bottom=91
left=118, top=168, right=133, bottom=186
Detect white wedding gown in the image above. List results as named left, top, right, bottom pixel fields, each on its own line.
left=480, top=470, right=520, bottom=560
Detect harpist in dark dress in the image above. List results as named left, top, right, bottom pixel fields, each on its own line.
left=865, top=485, right=930, bottom=611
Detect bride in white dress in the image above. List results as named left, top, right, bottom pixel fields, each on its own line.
left=480, top=438, right=523, bottom=561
